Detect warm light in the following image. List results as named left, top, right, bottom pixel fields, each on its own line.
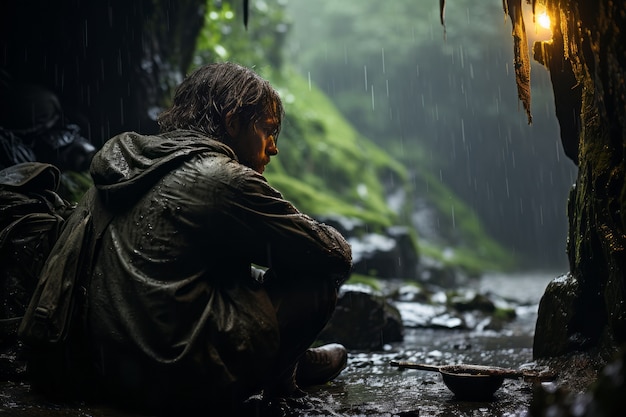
left=537, top=12, right=551, bottom=29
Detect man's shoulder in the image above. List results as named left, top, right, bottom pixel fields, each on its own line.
left=185, top=153, right=281, bottom=196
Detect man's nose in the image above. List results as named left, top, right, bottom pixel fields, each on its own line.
left=267, top=138, right=278, bottom=155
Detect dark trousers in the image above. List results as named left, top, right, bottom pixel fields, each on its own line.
left=257, top=267, right=341, bottom=388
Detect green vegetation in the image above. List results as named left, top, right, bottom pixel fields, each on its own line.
left=345, top=273, right=383, bottom=291
left=264, top=69, right=407, bottom=230
left=59, top=171, right=93, bottom=204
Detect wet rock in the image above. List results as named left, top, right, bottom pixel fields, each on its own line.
left=318, top=215, right=419, bottom=280
left=318, top=284, right=404, bottom=350
left=533, top=273, right=583, bottom=358
left=531, top=0, right=626, bottom=365
left=482, top=310, right=516, bottom=332
left=394, top=301, right=447, bottom=328
left=390, top=284, right=518, bottom=332
left=394, top=284, right=429, bottom=303
left=316, top=214, right=365, bottom=237
left=530, top=349, right=626, bottom=417
left=418, top=255, right=470, bottom=288
left=450, top=291, right=496, bottom=313
left=429, top=313, right=465, bottom=329
left=348, top=227, right=419, bottom=280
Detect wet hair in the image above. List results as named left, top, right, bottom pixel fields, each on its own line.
left=157, top=62, right=283, bottom=140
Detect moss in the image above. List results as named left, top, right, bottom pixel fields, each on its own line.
left=266, top=174, right=394, bottom=228
left=264, top=68, right=406, bottom=231
left=493, top=307, right=517, bottom=320
left=418, top=241, right=513, bottom=278
left=345, top=273, right=383, bottom=291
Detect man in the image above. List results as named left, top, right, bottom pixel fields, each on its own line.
left=23, top=62, right=352, bottom=414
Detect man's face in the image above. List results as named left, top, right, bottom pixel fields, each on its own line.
left=229, top=114, right=280, bottom=174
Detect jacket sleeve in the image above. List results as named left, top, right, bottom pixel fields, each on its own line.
left=224, top=168, right=352, bottom=282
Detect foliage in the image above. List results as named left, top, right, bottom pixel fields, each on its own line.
left=345, top=273, right=383, bottom=291
left=264, top=68, right=407, bottom=229
left=195, top=0, right=288, bottom=70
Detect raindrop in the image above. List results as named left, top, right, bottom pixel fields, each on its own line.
left=363, top=65, right=368, bottom=91
left=451, top=204, right=456, bottom=229
left=461, top=118, right=465, bottom=143
left=84, top=20, right=88, bottom=48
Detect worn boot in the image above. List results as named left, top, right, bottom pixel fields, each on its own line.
left=295, top=343, right=348, bottom=387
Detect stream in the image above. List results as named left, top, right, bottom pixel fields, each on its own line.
left=0, top=271, right=556, bottom=416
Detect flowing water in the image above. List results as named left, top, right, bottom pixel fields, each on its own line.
left=0, top=271, right=557, bottom=416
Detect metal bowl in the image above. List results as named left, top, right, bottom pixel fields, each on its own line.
left=439, top=368, right=504, bottom=401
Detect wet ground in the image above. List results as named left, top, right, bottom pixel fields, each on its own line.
left=284, top=271, right=554, bottom=417
left=1, top=271, right=557, bottom=416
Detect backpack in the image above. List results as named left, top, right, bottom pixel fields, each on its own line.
left=0, top=162, right=71, bottom=344
left=17, top=186, right=112, bottom=344
left=17, top=185, right=113, bottom=397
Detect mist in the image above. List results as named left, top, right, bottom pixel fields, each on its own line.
left=283, top=0, right=578, bottom=271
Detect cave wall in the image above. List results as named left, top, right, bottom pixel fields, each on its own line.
left=534, top=0, right=626, bottom=360
left=0, top=0, right=206, bottom=147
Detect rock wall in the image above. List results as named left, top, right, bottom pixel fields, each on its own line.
left=533, top=0, right=626, bottom=360
left=0, top=0, right=206, bottom=146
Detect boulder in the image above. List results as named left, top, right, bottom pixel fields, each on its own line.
left=318, top=284, right=403, bottom=350
left=349, top=227, right=419, bottom=280
left=533, top=273, right=583, bottom=358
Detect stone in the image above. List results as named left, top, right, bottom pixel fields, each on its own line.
left=318, top=284, right=404, bottom=350
left=533, top=273, right=581, bottom=358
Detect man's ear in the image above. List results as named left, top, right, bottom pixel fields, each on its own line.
left=225, top=111, right=241, bottom=138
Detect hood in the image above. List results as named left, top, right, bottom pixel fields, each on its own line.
left=90, top=129, right=235, bottom=207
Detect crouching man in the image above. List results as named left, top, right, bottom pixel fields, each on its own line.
left=21, top=62, right=352, bottom=415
